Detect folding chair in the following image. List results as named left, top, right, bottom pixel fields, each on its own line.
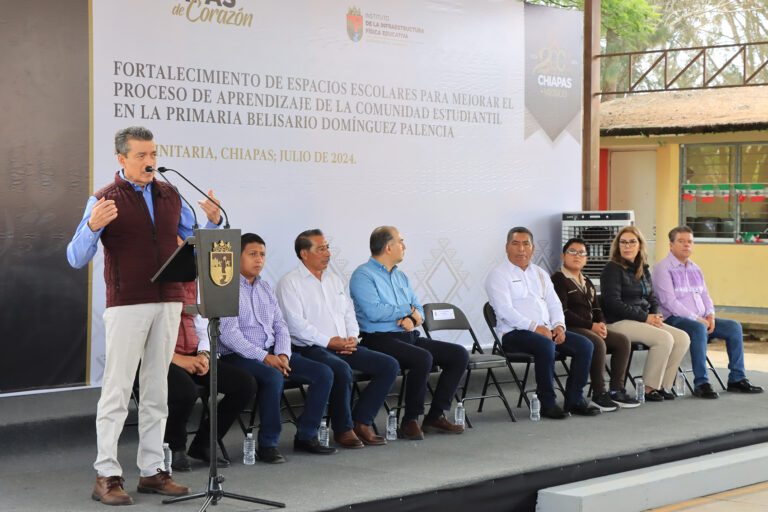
left=678, top=340, right=727, bottom=393
left=482, top=302, right=569, bottom=408
left=422, top=303, right=516, bottom=423
left=623, top=342, right=650, bottom=389
left=238, top=377, right=306, bottom=435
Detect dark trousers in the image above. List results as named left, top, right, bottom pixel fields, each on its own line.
left=569, top=327, right=631, bottom=393
left=165, top=359, right=256, bottom=452
left=360, top=331, right=469, bottom=422
left=501, top=330, right=593, bottom=409
left=223, top=352, right=334, bottom=445
left=292, top=345, right=399, bottom=433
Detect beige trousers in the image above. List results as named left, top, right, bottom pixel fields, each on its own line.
left=606, top=320, right=690, bottom=390
left=94, top=302, right=182, bottom=477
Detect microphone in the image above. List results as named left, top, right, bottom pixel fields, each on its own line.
left=146, top=166, right=199, bottom=229
left=157, top=167, right=230, bottom=228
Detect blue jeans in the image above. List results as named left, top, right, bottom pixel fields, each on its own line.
left=292, top=345, right=399, bottom=432
left=664, top=316, right=746, bottom=387
left=501, top=330, right=593, bottom=409
left=222, top=352, right=333, bottom=445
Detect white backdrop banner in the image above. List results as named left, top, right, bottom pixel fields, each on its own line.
left=89, top=0, right=582, bottom=384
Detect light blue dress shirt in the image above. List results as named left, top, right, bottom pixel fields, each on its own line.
left=349, top=257, right=424, bottom=333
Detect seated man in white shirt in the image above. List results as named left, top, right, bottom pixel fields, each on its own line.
left=276, top=229, right=399, bottom=448
left=485, top=227, right=598, bottom=419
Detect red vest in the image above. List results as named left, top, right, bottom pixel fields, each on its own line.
left=95, top=172, right=185, bottom=308
left=175, top=281, right=200, bottom=355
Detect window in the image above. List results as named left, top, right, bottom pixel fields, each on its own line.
left=680, top=143, right=768, bottom=243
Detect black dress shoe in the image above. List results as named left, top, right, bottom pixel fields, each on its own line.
left=293, top=435, right=337, bottom=455
left=658, top=388, right=676, bottom=400
left=567, top=402, right=601, bottom=416
left=187, top=443, right=231, bottom=468
left=644, top=389, right=664, bottom=402
left=171, top=450, right=191, bottom=471
left=257, top=446, right=286, bottom=464
left=727, top=379, right=764, bottom=394
left=693, top=382, right=719, bottom=399
left=541, top=405, right=567, bottom=419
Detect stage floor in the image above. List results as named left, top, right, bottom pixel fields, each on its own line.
left=2, top=365, right=768, bottom=512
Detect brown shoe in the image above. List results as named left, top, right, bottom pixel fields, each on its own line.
left=137, top=469, right=191, bottom=496
left=399, top=419, right=424, bottom=440
left=422, top=415, right=464, bottom=434
left=92, top=475, right=133, bottom=506
left=333, top=429, right=364, bottom=449
left=353, top=422, right=386, bottom=446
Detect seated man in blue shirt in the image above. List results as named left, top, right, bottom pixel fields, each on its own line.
left=219, top=233, right=336, bottom=462
left=350, top=226, right=470, bottom=440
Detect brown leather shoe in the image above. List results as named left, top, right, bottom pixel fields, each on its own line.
left=399, top=419, right=424, bottom=440
left=137, top=469, right=191, bottom=496
left=333, top=429, right=364, bottom=449
left=422, top=415, right=464, bottom=434
left=92, top=475, right=133, bottom=506
left=353, top=422, right=386, bottom=446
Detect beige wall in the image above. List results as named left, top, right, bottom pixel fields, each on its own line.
left=602, top=131, right=768, bottom=309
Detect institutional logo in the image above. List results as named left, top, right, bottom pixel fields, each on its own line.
left=347, top=7, right=363, bottom=42
left=210, top=241, right=234, bottom=286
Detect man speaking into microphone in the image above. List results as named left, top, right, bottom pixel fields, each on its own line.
left=67, top=126, right=223, bottom=506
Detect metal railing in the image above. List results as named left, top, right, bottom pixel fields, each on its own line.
left=598, top=41, right=768, bottom=96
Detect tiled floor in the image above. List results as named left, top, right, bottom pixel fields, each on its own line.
left=647, top=482, right=768, bottom=511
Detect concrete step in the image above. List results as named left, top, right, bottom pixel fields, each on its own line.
left=536, top=443, right=768, bottom=512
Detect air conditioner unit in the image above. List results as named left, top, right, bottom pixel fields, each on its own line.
left=561, top=211, right=635, bottom=284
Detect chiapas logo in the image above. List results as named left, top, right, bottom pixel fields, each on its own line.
left=347, top=7, right=363, bottom=42
left=171, top=0, right=254, bottom=28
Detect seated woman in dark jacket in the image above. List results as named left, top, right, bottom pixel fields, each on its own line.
left=600, top=226, right=690, bottom=402
left=552, top=238, right=638, bottom=411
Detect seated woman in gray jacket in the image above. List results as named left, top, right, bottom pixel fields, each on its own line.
left=600, top=226, right=690, bottom=402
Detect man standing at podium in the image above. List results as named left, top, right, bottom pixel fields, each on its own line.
left=67, top=126, right=222, bottom=506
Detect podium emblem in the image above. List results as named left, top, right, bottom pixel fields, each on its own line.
left=210, top=241, right=234, bottom=287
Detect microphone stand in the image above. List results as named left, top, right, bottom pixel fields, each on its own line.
left=163, top=316, right=285, bottom=511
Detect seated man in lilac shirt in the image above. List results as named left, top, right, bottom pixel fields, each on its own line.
left=652, top=226, right=763, bottom=399
left=219, top=233, right=336, bottom=463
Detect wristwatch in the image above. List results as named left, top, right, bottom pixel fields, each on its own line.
left=198, top=350, right=211, bottom=361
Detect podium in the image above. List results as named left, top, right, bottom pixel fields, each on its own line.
left=153, top=228, right=285, bottom=511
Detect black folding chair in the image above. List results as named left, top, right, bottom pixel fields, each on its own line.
left=678, top=340, right=727, bottom=392
left=422, top=303, right=516, bottom=423
left=482, top=302, right=569, bottom=408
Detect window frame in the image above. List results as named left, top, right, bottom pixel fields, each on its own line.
left=679, top=142, right=768, bottom=244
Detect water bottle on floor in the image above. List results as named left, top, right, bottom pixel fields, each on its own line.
left=318, top=420, right=329, bottom=448
left=162, top=443, right=172, bottom=474
left=675, top=371, right=686, bottom=397
left=386, top=410, right=397, bottom=441
left=530, top=393, right=541, bottom=421
left=636, top=377, right=645, bottom=404
left=454, top=401, right=465, bottom=427
left=243, top=432, right=256, bottom=465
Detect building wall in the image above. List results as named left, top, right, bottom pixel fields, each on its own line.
left=603, top=131, right=767, bottom=309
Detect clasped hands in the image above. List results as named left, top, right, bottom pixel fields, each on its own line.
left=397, top=307, right=423, bottom=332
left=534, top=325, right=566, bottom=344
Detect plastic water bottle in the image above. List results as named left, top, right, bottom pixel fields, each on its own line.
left=386, top=410, right=398, bottom=441
left=243, top=432, right=256, bottom=465
left=454, top=401, right=465, bottom=427
left=318, top=420, right=329, bottom=448
left=529, top=393, right=541, bottom=421
left=675, top=371, right=686, bottom=396
left=636, top=377, right=645, bottom=404
left=162, top=443, right=172, bottom=474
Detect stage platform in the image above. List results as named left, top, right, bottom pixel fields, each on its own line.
left=2, top=364, right=768, bottom=512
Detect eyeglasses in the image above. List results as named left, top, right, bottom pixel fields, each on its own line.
left=566, top=250, right=588, bottom=257
left=619, top=239, right=639, bottom=247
